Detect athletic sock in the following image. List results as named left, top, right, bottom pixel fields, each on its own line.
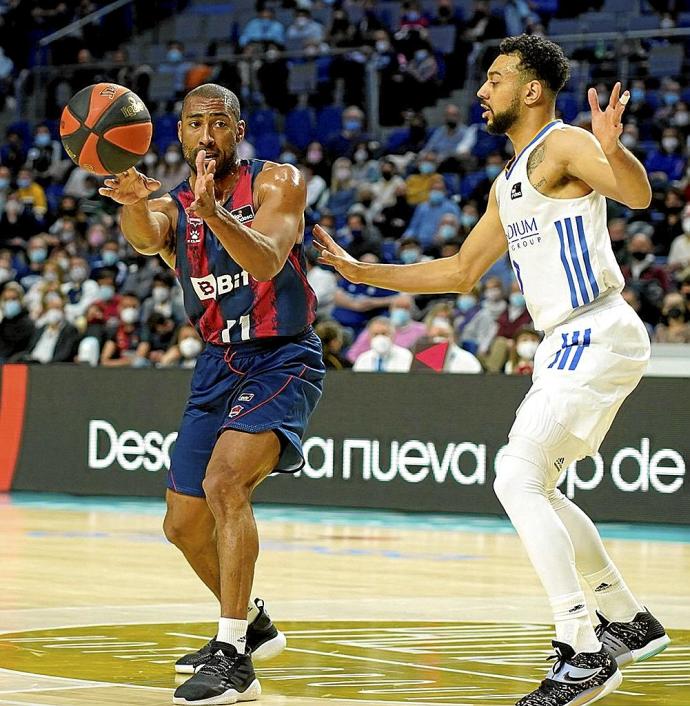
left=247, top=601, right=260, bottom=624
left=218, top=618, right=248, bottom=653
left=551, top=591, right=601, bottom=654
left=583, top=563, right=643, bottom=623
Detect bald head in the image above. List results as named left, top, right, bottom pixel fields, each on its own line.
left=182, top=84, right=241, bottom=122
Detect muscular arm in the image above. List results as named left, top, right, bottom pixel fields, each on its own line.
left=314, top=182, right=507, bottom=294
left=553, top=127, right=651, bottom=210
left=204, top=164, right=305, bottom=282
left=120, top=198, right=175, bottom=260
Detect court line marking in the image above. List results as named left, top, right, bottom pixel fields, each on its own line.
left=0, top=667, right=170, bottom=693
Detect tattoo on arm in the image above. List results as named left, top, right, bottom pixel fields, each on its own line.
left=534, top=177, right=547, bottom=192
left=527, top=142, right=546, bottom=179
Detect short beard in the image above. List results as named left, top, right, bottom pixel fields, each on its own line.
left=487, top=97, right=521, bottom=135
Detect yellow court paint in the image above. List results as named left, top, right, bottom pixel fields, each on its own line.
left=1, top=621, right=687, bottom=704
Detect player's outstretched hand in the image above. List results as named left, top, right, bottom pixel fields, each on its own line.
left=98, top=168, right=161, bottom=205
left=188, top=149, right=218, bottom=219
left=588, top=81, right=629, bottom=155
left=312, top=224, right=362, bottom=283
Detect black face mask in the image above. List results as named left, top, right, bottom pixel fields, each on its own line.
left=611, top=240, right=625, bottom=252
left=439, top=6, right=451, bottom=17
left=381, top=171, right=394, bottom=181
left=667, top=306, right=684, bottom=319
left=446, top=119, right=458, bottom=129
left=631, top=251, right=647, bottom=261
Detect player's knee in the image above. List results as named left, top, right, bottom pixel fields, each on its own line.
left=202, top=465, right=252, bottom=512
left=163, top=511, right=194, bottom=548
left=494, top=438, right=549, bottom=506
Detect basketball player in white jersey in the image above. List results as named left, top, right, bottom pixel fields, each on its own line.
left=314, top=34, right=670, bottom=706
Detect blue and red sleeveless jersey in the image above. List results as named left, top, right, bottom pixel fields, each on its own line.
left=171, top=159, right=317, bottom=345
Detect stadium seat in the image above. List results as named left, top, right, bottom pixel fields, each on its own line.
left=288, top=62, right=318, bottom=96
left=427, top=25, right=457, bottom=55
left=247, top=108, right=278, bottom=136
left=648, top=44, right=684, bottom=79
left=315, top=106, right=343, bottom=143
left=285, top=108, right=315, bottom=150
left=253, top=131, right=282, bottom=161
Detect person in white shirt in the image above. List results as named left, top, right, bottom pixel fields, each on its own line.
left=352, top=317, right=412, bottom=372
left=667, top=205, right=690, bottom=274
left=425, top=317, right=483, bottom=373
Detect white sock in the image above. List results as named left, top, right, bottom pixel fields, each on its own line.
left=247, top=601, right=260, bottom=624
left=582, top=563, right=642, bottom=623
left=549, top=491, right=642, bottom=623
left=551, top=591, right=601, bottom=654
left=218, top=618, right=248, bottom=653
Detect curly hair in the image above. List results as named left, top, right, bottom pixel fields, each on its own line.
left=499, top=34, right=570, bottom=95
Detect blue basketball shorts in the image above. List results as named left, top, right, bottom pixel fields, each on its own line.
left=167, top=328, right=325, bottom=497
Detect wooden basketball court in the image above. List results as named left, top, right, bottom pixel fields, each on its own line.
left=1, top=494, right=688, bottom=705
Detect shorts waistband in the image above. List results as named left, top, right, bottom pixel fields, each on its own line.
left=203, top=326, right=313, bottom=357
left=544, top=290, right=624, bottom=336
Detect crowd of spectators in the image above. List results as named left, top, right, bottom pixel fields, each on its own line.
left=1, top=0, right=690, bottom=372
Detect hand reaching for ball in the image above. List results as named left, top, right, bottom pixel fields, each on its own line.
left=98, top=168, right=161, bottom=205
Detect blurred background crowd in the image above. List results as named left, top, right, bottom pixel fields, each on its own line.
left=1, top=0, right=690, bottom=372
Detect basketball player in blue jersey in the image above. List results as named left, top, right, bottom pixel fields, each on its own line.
left=99, top=83, right=325, bottom=705
left=315, top=35, right=670, bottom=706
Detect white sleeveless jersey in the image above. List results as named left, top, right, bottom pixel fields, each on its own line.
left=495, top=120, right=625, bottom=332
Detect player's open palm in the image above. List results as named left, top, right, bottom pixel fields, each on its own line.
left=98, top=168, right=161, bottom=205
left=312, top=224, right=361, bottom=282
left=188, top=149, right=218, bottom=219
left=588, top=81, right=629, bottom=155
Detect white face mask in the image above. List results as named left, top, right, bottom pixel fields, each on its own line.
left=484, top=287, right=503, bottom=302
left=121, top=307, right=140, bottom=324
left=44, top=308, right=64, bottom=326
left=683, top=217, right=690, bottom=233
left=662, top=136, right=679, bottom=152
left=516, top=339, right=539, bottom=361
left=179, top=336, right=202, bottom=359
left=152, top=286, right=169, bottom=303
left=370, top=334, right=392, bottom=356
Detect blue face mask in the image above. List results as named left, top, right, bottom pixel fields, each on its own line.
left=419, top=161, right=435, bottom=175
left=35, top=133, right=52, bottom=147
left=2, top=299, right=21, bottom=319
left=631, top=87, right=645, bottom=103
left=456, top=294, right=476, bottom=312
left=664, top=92, right=680, bottom=107
left=29, top=248, right=47, bottom=264
left=414, top=49, right=429, bottom=62
left=485, top=164, right=502, bottom=179
left=510, top=292, right=526, bottom=308
left=400, top=249, right=419, bottom=264
left=0, top=178, right=8, bottom=189
left=17, top=178, right=31, bottom=189
left=439, top=224, right=456, bottom=240
left=102, top=251, right=119, bottom=266
left=344, top=119, right=361, bottom=132
left=390, top=307, right=411, bottom=327
left=460, top=213, right=478, bottom=229
left=99, top=284, right=115, bottom=301
left=428, top=190, right=444, bottom=206
left=167, top=49, right=183, bottom=63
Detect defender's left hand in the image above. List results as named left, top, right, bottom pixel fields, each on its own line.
left=188, top=149, right=218, bottom=219
left=588, top=82, right=629, bottom=155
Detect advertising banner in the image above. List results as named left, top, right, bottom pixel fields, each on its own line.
left=3, top=365, right=689, bottom=524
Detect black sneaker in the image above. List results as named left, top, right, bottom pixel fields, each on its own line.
left=172, top=641, right=261, bottom=705
left=175, top=598, right=286, bottom=674
left=516, top=641, right=622, bottom=706
left=595, top=608, right=671, bottom=667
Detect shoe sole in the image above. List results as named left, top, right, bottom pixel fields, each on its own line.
left=252, top=631, right=287, bottom=662
left=616, top=634, right=671, bottom=667
left=175, top=664, right=197, bottom=675
left=172, top=678, right=261, bottom=704
left=567, top=669, right=623, bottom=706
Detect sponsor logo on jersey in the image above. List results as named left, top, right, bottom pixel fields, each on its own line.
left=510, top=182, right=522, bottom=199
left=506, top=216, right=541, bottom=251
left=229, top=204, right=255, bottom=224
left=187, top=216, right=203, bottom=244
left=229, top=405, right=244, bottom=418
left=190, top=271, right=251, bottom=301
left=238, top=393, right=255, bottom=402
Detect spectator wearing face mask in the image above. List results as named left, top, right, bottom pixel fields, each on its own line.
left=286, top=8, right=324, bottom=48
left=27, top=124, right=69, bottom=186
left=0, top=194, right=40, bottom=250
left=645, top=127, right=686, bottom=182
left=414, top=316, right=483, bottom=373
left=375, top=182, right=414, bottom=241
left=454, top=278, right=504, bottom=356
left=160, top=324, right=203, bottom=369
left=326, top=106, right=368, bottom=161
left=0, top=129, right=27, bottom=175
left=458, top=203, right=480, bottom=238
left=315, top=320, right=352, bottom=370
left=144, top=311, right=177, bottom=365
left=432, top=213, right=460, bottom=252
left=0, top=282, right=35, bottom=362
left=325, top=158, right=357, bottom=226
left=654, top=186, right=685, bottom=257
left=26, top=261, right=64, bottom=321
left=154, top=145, right=189, bottom=195
left=402, top=41, right=439, bottom=111
left=370, top=159, right=405, bottom=217
left=303, top=141, right=331, bottom=182
left=91, top=240, right=128, bottom=287
left=653, top=293, right=690, bottom=343
left=19, top=236, right=50, bottom=290
left=159, top=40, right=193, bottom=97
left=22, top=292, right=80, bottom=364
left=668, top=205, right=690, bottom=275
left=101, top=294, right=150, bottom=367
left=423, top=105, right=468, bottom=162
left=15, top=167, right=47, bottom=220
left=621, top=233, right=671, bottom=325
left=405, top=152, right=440, bottom=205
left=469, top=152, right=505, bottom=208
left=300, top=163, right=329, bottom=222
left=397, top=238, right=427, bottom=267
left=141, top=272, right=186, bottom=325
left=62, top=256, right=98, bottom=323
left=505, top=326, right=541, bottom=376
left=92, top=269, right=122, bottom=327
left=0, top=249, right=17, bottom=286
left=336, top=212, right=382, bottom=260
left=350, top=143, right=379, bottom=184
left=403, top=176, right=461, bottom=251
left=346, top=293, right=425, bottom=363
left=239, top=5, right=286, bottom=49
left=353, top=316, right=413, bottom=372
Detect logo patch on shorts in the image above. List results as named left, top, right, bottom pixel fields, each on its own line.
left=229, top=405, right=244, bottom=418
left=238, top=393, right=254, bottom=402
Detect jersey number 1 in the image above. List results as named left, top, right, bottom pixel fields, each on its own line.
left=221, top=315, right=250, bottom=343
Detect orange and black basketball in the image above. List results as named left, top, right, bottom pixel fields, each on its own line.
left=60, top=83, right=152, bottom=176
